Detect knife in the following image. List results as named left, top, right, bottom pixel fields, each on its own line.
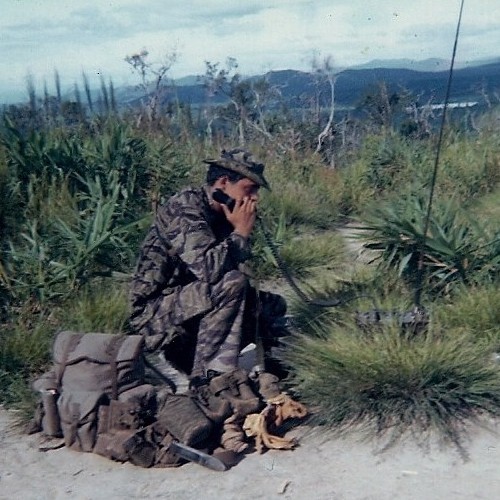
left=169, top=440, right=228, bottom=472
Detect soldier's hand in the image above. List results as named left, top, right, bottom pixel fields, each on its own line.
left=224, top=196, right=257, bottom=238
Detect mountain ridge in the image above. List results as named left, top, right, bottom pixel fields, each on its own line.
left=162, top=60, right=500, bottom=109
left=2, top=57, right=499, bottom=108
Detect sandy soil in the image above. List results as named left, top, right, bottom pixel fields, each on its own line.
left=1, top=403, right=500, bottom=500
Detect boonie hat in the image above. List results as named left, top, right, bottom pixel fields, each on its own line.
left=204, top=148, right=270, bottom=190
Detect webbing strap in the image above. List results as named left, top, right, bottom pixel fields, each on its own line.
left=106, top=335, right=126, bottom=400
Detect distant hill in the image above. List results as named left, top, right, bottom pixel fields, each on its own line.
left=349, top=56, right=500, bottom=72
left=350, top=58, right=455, bottom=72
left=155, top=60, right=500, bottom=110
left=2, top=58, right=499, bottom=109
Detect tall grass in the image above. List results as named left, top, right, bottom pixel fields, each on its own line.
left=0, top=317, right=54, bottom=412
left=0, top=280, right=130, bottom=416
left=283, top=323, right=500, bottom=451
left=263, top=155, right=343, bottom=228
left=57, top=281, right=131, bottom=334
left=251, top=215, right=346, bottom=280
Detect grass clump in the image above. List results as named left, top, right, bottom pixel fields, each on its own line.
left=433, top=283, right=500, bottom=348
left=57, top=280, right=131, bottom=334
left=0, top=279, right=130, bottom=417
left=283, top=323, right=500, bottom=451
left=0, top=317, right=54, bottom=414
left=251, top=216, right=346, bottom=280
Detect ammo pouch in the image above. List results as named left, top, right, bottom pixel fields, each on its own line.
left=93, top=422, right=158, bottom=468
left=193, top=384, right=232, bottom=424
left=154, top=393, right=214, bottom=448
left=92, top=385, right=162, bottom=467
left=97, top=385, right=157, bottom=434
left=209, top=369, right=263, bottom=417
left=32, top=370, right=62, bottom=437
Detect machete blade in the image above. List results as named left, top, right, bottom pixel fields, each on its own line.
left=169, top=440, right=227, bottom=472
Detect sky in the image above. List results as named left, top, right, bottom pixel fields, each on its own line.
left=1, top=0, right=499, bottom=103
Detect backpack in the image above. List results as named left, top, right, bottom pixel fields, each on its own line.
left=34, top=331, right=149, bottom=452
left=33, top=330, right=216, bottom=467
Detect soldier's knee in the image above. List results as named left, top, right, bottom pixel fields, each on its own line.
left=221, top=270, right=248, bottom=297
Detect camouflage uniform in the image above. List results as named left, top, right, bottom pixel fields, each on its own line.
left=129, top=186, right=286, bottom=377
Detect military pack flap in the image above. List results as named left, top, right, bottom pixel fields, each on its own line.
left=53, top=331, right=146, bottom=397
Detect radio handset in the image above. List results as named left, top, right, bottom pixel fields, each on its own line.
left=212, top=189, right=236, bottom=212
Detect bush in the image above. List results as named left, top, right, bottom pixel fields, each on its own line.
left=357, top=194, right=500, bottom=295
left=283, top=323, right=500, bottom=450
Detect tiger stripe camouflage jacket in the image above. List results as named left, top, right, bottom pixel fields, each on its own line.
left=129, top=186, right=252, bottom=330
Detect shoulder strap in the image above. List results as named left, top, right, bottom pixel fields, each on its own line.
left=56, top=332, right=85, bottom=389
left=106, top=335, right=126, bottom=400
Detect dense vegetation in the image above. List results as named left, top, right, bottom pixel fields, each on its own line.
left=1, top=62, right=499, bottom=450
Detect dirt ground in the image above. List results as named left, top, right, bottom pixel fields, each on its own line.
left=1, top=405, right=499, bottom=500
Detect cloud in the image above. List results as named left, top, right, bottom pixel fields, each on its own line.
left=0, top=0, right=498, bottom=102
left=4, top=8, right=135, bottom=45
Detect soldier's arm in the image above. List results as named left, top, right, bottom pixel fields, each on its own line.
left=157, top=202, right=251, bottom=284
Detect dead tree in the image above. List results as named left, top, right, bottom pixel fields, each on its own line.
left=124, top=48, right=178, bottom=125
left=311, top=54, right=338, bottom=168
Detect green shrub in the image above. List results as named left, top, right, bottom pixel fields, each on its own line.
left=58, top=280, right=131, bottom=333
left=283, top=323, right=500, bottom=449
left=357, top=194, right=500, bottom=295
left=251, top=215, right=346, bottom=281
left=468, top=186, right=500, bottom=228
left=286, top=265, right=415, bottom=337
left=263, top=156, right=342, bottom=229
left=434, top=284, right=500, bottom=347
left=335, top=161, right=374, bottom=215
left=5, top=173, right=148, bottom=304
left=435, top=132, right=500, bottom=202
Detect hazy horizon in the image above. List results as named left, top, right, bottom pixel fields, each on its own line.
left=2, top=1, right=499, bottom=104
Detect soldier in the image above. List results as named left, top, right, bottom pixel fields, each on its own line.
left=129, top=148, right=287, bottom=384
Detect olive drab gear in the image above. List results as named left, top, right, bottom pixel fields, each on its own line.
left=32, top=331, right=308, bottom=469
left=32, top=331, right=221, bottom=468
left=208, top=369, right=263, bottom=418
left=33, top=331, right=148, bottom=452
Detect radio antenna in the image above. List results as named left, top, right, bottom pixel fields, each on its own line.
left=414, top=0, right=466, bottom=306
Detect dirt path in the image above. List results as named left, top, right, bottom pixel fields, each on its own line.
left=1, top=343, right=500, bottom=499
left=1, top=406, right=499, bottom=500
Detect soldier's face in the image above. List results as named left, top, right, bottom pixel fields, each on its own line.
left=225, top=178, right=260, bottom=202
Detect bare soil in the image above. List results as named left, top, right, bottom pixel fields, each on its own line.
left=1, top=405, right=499, bottom=500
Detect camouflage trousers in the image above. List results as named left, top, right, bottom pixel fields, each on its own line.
left=134, top=270, right=287, bottom=377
